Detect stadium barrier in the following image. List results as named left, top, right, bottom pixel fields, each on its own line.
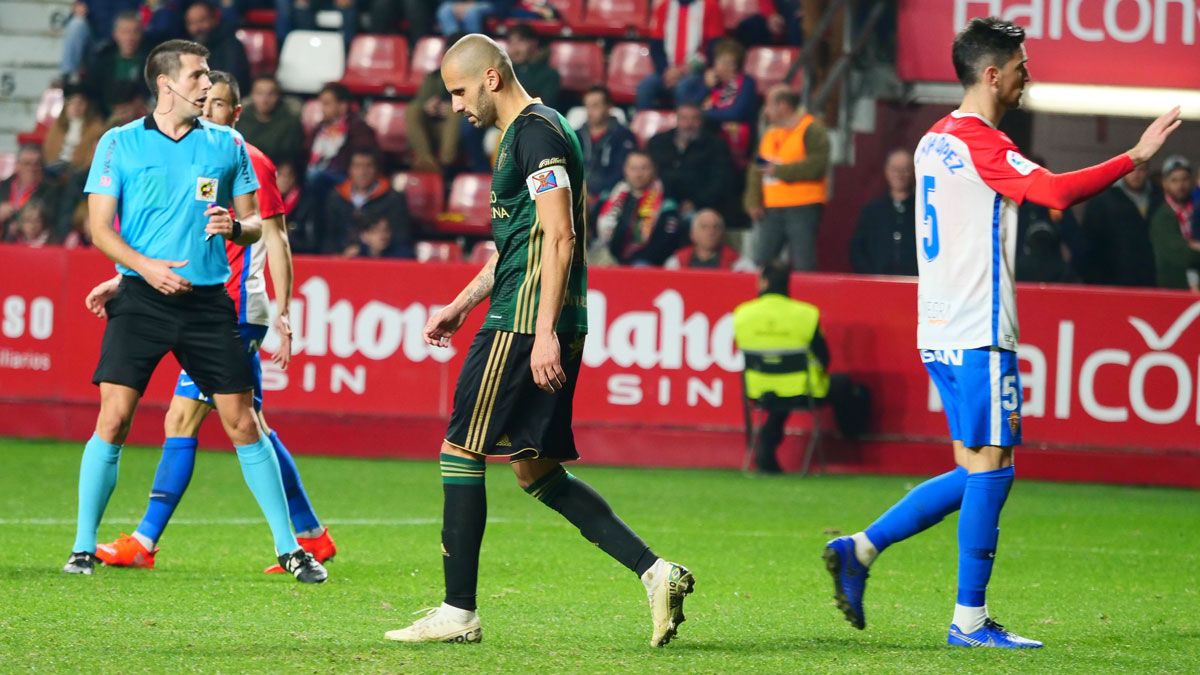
left=2, top=245, right=1197, bottom=488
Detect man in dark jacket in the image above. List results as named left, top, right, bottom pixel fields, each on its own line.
left=577, top=86, right=637, bottom=209
left=850, top=149, right=917, bottom=276
left=238, top=75, right=306, bottom=169
left=1081, top=162, right=1161, bottom=287
left=185, top=0, right=250, bottom=92
left=85, top=11, right=150, bottom=116
left=324, top=150, right=413, bottom=255
left=646, top=103, right=735, bottom=220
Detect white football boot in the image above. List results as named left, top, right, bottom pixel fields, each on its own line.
left=385, top=604, right=482, bottom=643
left=642, top=559, right=696, bottom=647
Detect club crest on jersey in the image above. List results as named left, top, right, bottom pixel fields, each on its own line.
left=196, top=177, right=218, bottom=202
left=1008, top=411, right=1021, bottom=434
left=532, top=170, right=558, bottom=193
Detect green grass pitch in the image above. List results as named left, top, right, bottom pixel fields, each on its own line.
left=0, top=437, right=1196, bottom=673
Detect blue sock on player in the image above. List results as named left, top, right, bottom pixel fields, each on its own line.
left=72, top=434, right=122, bottom=553
left=956, top=465, right=1015, bottom=610
left=864, top=466, right=968, bottom=553
left=235, top=435, right=300, bottom=554
left=267, top=431, right=322, bottom=535
left=134, top=437, right=198, bottom=546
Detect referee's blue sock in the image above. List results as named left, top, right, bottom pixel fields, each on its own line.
left=955, top=465, right=1015, bottom=632
left=267, top=431, right=322, bottom=535
left=133, top=437, right=197, bottom=546
left=72, top=434, right=122, bottom=553
left=859, top=466, right=969, bottom=564
left=235, top=435, right=300, bottom=554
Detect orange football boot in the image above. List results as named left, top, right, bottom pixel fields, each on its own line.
left=264, top=528, right=337, bottom=574
left=95, top=533, right=157, bottom=569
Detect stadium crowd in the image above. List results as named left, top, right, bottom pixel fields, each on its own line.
left=2, top=0, right=1198, bottom=291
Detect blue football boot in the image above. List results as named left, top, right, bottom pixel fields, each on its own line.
left=823, top=536, right=868, bottom=630
left=948, top=618, right=1044, bottom=648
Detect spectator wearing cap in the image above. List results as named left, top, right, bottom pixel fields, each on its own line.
left=1149, top=155, right=1200, bottom=291
left=577, top=86, right=637, bottom=210
left=238, top=75, right=306, bottom=170
left=1081, top=161, right=1160, bottom=287
left=664, top=209, right=752, bottom=271
left=850, top=149, right=917, bottom=276
left=636, top=0, right=726, bottom=110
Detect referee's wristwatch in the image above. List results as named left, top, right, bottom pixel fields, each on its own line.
left=230, top=219, right=242, bottom=240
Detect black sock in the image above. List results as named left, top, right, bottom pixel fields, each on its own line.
left=525, top=466, right=657, bottom=577
left=440, top=453, right=486, bottom=611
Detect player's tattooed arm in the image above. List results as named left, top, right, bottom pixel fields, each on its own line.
left=424, top=253, right=498, bottom=348
left=458, top=252, right=499, bottom=312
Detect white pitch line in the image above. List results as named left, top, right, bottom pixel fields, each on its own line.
left=0, top=517, right=510, bottom=527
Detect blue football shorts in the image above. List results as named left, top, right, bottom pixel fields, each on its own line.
left=921, top=347, right=1022, bottom=448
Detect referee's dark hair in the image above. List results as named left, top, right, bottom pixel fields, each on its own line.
left=207, top=70, right=241, bottom=107
left=144, top=39, right=211, bottom=93
left=761, top=261, right=791, bottom=296
left=952, top=17, right=1026, bottom=87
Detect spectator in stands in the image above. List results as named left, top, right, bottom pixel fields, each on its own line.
left=0, top=146, right=63, bottom=243
left=592, top=151, right=687, bottom=267
left=577, top=86, right=637, bottom=210
left=646, top=103, right=735, bottom=221
left=344, top=216, right=415, bottom=259
left=637, top=0, right=725, bottom=110
left=282, top=0, right=360, bottom=56
left=406, top=68, right=462, bottom=173
left=734, top=0, right=803, bottom=46
left=238, top=75, right=305, bottom=169
left=1081, top=161, right=1160, bottom=287
left=436, top=1, right=502, bottom=35
left=83, top=11, right=150, bottom=115
left=104, top=81, right=148, bottom=129
left=43, top=85, right=106, bottom=178
left=365, top=1, right=433, bottom=45
left=850, top=148, right=917, bottom=276
left=6, top=200, right=52, bottom=247
left=1149, top=155, right=1200, bottom=291
left=276, top=161, right=322, bottom=254
left=324, top=150, right=413, bottom=255
left=694, top=39, right=758, bottom=165
left=664, top=209, right=750, bottom=271
left=306, top=82, right=377, bottom=191
left=745, top=85, right=829, bottom=271
left=185, top=1, right=250, bottom=91
left=1015, top=208, right=1075, bottom=284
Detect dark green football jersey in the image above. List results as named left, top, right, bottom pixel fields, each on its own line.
left=483, top=102, right=588, bottom=334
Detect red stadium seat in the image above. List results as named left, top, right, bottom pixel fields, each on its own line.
left=236, top=29, right=278, bottom=79
left=437, top=173, right=493, bottom=237
left=341, top=35, right=409, bottom=96
left=506, top=0, right=585, bottom=36
left=0, top=153, right=15, bottom=181
left=719, top=0, right=759, bottom=30
left=468, top=240, right=497, bottom=264
left=579, top=0, right=649, bottom=37
left=36, top=88, right=63, bottom=127
left=547, top=41, right=605, bottom=94
left=403, top=172, right=446, bottom=226
left=243, top=9, right=276, bottom=27
left=415, top=240, right=464, bottom=263
left=365, top=101, right=408, bottom=155
left=398, top=36, right=446, bottom=96
left=744, top=46, right=801, bottom=93
left=630, top=109, right=676, bottom=147
left=300, top=98, right=325, bottom=138
left=607, top=42, right=653, bottom=105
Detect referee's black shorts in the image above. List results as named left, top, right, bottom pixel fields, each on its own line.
left=93, top=276, right=254, bottom=397
left=445, top=329, right=585, bottom=462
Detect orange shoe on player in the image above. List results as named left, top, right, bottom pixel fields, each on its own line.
left=95, top=533, right=157, bottom=569
left=263, top=528, right=337, bottom=574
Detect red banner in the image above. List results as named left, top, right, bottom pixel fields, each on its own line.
left=2, top=246, right=1198, bottom=481
left=897, top=0, right=1200, bottom=90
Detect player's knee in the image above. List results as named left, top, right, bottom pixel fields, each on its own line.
left=95, top=411, right=133, bottom=445
left=511, top=459, right=561, bottom=490
left=218, top=407, right=260, bottom=443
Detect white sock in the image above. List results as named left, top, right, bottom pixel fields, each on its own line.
left=850, top=532, right=878, bottom=567
left=132, top=531, right=155, bottom=552
left=640, top=558, right=665, bottom=592
left=296, top=527, right=324, bottom=539
left=953, top=604, right=988, bottom=633
left=441, top=602, right=476, bottom=622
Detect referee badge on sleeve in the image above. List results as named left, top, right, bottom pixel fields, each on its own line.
left=196, top=177, right=218, bottom=202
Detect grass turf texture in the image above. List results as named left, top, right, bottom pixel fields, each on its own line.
left=0, top=438, right=1196, bottom=673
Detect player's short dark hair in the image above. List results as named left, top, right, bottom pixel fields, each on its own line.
left=584, top=86, right=611, bottom=104
left=508, top=22, right=540, bottom=44
left=319, top=82, right=352, bottom=103
left=207, top=70, right=241, bottom=107
left=144, top=39, right=210, bottom=92
left=952, top=17, right=1026, bottom=87
left=762, top=261, right=791, bottom=295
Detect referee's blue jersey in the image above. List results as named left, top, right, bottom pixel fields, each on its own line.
left=84, top=116, right=260, bottom=286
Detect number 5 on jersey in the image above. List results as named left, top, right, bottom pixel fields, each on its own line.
left=920, top=175, right=939, bottom=262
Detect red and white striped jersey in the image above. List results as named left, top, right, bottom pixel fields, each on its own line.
left=226, top=143, right=285, bottom=327
left=913, top=112, right=1045, bottom=351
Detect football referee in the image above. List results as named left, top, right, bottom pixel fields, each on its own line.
left=64, top=39, right=326, bottom=583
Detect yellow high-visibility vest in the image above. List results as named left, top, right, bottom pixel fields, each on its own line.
left=733, top=293, right=830, bottom=399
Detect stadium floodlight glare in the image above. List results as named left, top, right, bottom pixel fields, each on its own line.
left=1022, top=83, right=1200, bottom=119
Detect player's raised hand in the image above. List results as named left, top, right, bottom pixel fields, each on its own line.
left=423, top=304, right=469, bottom=348
left=139, top=258, right=192, bottom=295
left=204, top=205, right=235, bottom=239
left=272, top=313, right=293, bottom=369
left=84, top=276, right=121, bottom=318
left=531, top=333, right=566, bottom=393
left=1128, top=106, right=1182, bottom=165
